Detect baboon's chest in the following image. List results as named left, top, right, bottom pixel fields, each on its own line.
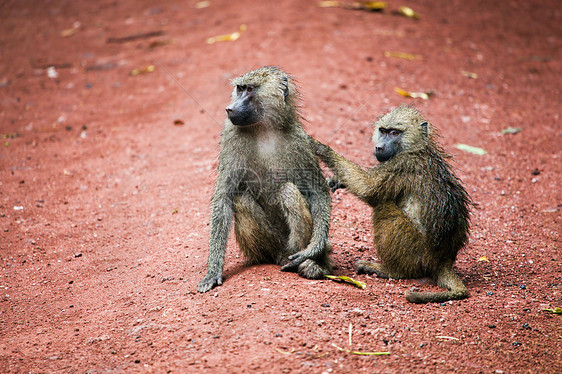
left=256, top=131, right=280, bottom=160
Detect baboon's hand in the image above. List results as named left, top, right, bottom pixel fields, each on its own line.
left=281, top=249, right=316, bottom=272
left=327, top=177, right=345, bottom=192
left=197, top=272, right=223, bottom=293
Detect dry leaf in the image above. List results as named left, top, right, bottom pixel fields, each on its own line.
left=274, top=347, right=295, bottom=355
left=394, top=87, right=433, bottom=100
left=501, top=126, right=523, bottom=135
left=130, top=65, right=155, bottom=76
left=148, top=39, right=173, bottom=49
left=384, top=51, right=422, bottom=60
left=332, top=323, right=390, bottom=356
left=318, top=1, right=341, bottom=7
left=477, top=256, right=489, bottom=262
left=107, top=31, right=164, bottom=44
left=456, top=143, right=487, bottom=155
left=173, top=119, right=185, bottom=126
left=350, top=1, right=387, bottom=11
left=436, top=336, right=460, bottom=341
left=318, top=1, right=387, bottom=11
left=461, top=70, right=479, bottom=79
left=61, top=28, right=78, bottom=37
left=332, top=343, right=390, bottom=355
left=207, top=24, right=247, bottom=44
left=397, top=6, right=419, bottom=19
left=61, top=22, right=81, bottom=37
left=195, top=1, right=211, bottom=8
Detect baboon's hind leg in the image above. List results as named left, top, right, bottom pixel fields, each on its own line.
left=233, top=194, right=282, bottom=265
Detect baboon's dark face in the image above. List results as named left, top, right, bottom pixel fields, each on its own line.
left=226, top=84, right=261, bottom=126
left=374, top=127, right=403, bottom=162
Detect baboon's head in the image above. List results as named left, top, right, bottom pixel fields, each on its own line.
left=226, top=66, right=300, bottom=128
left=371, top=105, right=432, bottom=162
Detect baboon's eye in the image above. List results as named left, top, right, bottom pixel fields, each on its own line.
left=236, top=85, right=245, bottom=94
left=389, top=130, right=402, bottom=137
left=247, top=86, right=253, bottom=92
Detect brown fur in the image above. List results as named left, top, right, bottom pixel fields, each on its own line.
left=311, top=105, right=471, bottom=303
left=197, top=67, right=332, bottom=293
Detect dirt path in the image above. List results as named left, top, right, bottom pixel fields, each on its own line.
left=1, top=0, right=560, bottom=372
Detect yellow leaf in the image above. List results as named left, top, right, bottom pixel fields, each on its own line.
left=478, top=256, right=489, bottom=262
left=207, top=24, right=247, bottom=44
left=325, top=275, right=366, bottom=289
left=353, top=1, right=387, bottom=10
left=398, top=6, right=419, bottom=19
left=130, top=65, right=155, bottom=76
left=195, top=1, right=211, bottom=9
left=384, top=51, right=422, bottom=60
left=318, top=1, right=341, bottom=7
left=394, top=87, right=432, bottom=100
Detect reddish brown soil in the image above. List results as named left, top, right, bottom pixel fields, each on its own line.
left=1, top=0, right=560, bottom=372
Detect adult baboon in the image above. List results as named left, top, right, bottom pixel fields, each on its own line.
left=197, top=66, right=332, bottom=293
left=311, top=105, right=471, bottom=303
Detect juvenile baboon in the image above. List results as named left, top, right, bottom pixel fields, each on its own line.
left=311, top=105, right=471, bottom=303
left=197, top=66, right=332, bottom=293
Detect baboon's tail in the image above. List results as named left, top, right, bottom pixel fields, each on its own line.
left=406, top=266, right=469, bottom=304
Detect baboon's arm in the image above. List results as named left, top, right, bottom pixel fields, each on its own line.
left=310, top=137, right=378, bottom=203
left=197, top=173, right=234, bottom=292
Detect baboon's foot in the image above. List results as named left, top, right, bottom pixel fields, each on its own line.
left=298, top=259, right=330, bottom=279
left=355, top=260, right=389, bottom=279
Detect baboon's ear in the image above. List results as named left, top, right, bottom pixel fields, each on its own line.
left=281, top=77, right=289, bottom=100
left=420, top=121, right=428, bottom=136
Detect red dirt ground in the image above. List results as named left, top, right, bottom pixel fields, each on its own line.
left=1, top=0, right=560, bottom=372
